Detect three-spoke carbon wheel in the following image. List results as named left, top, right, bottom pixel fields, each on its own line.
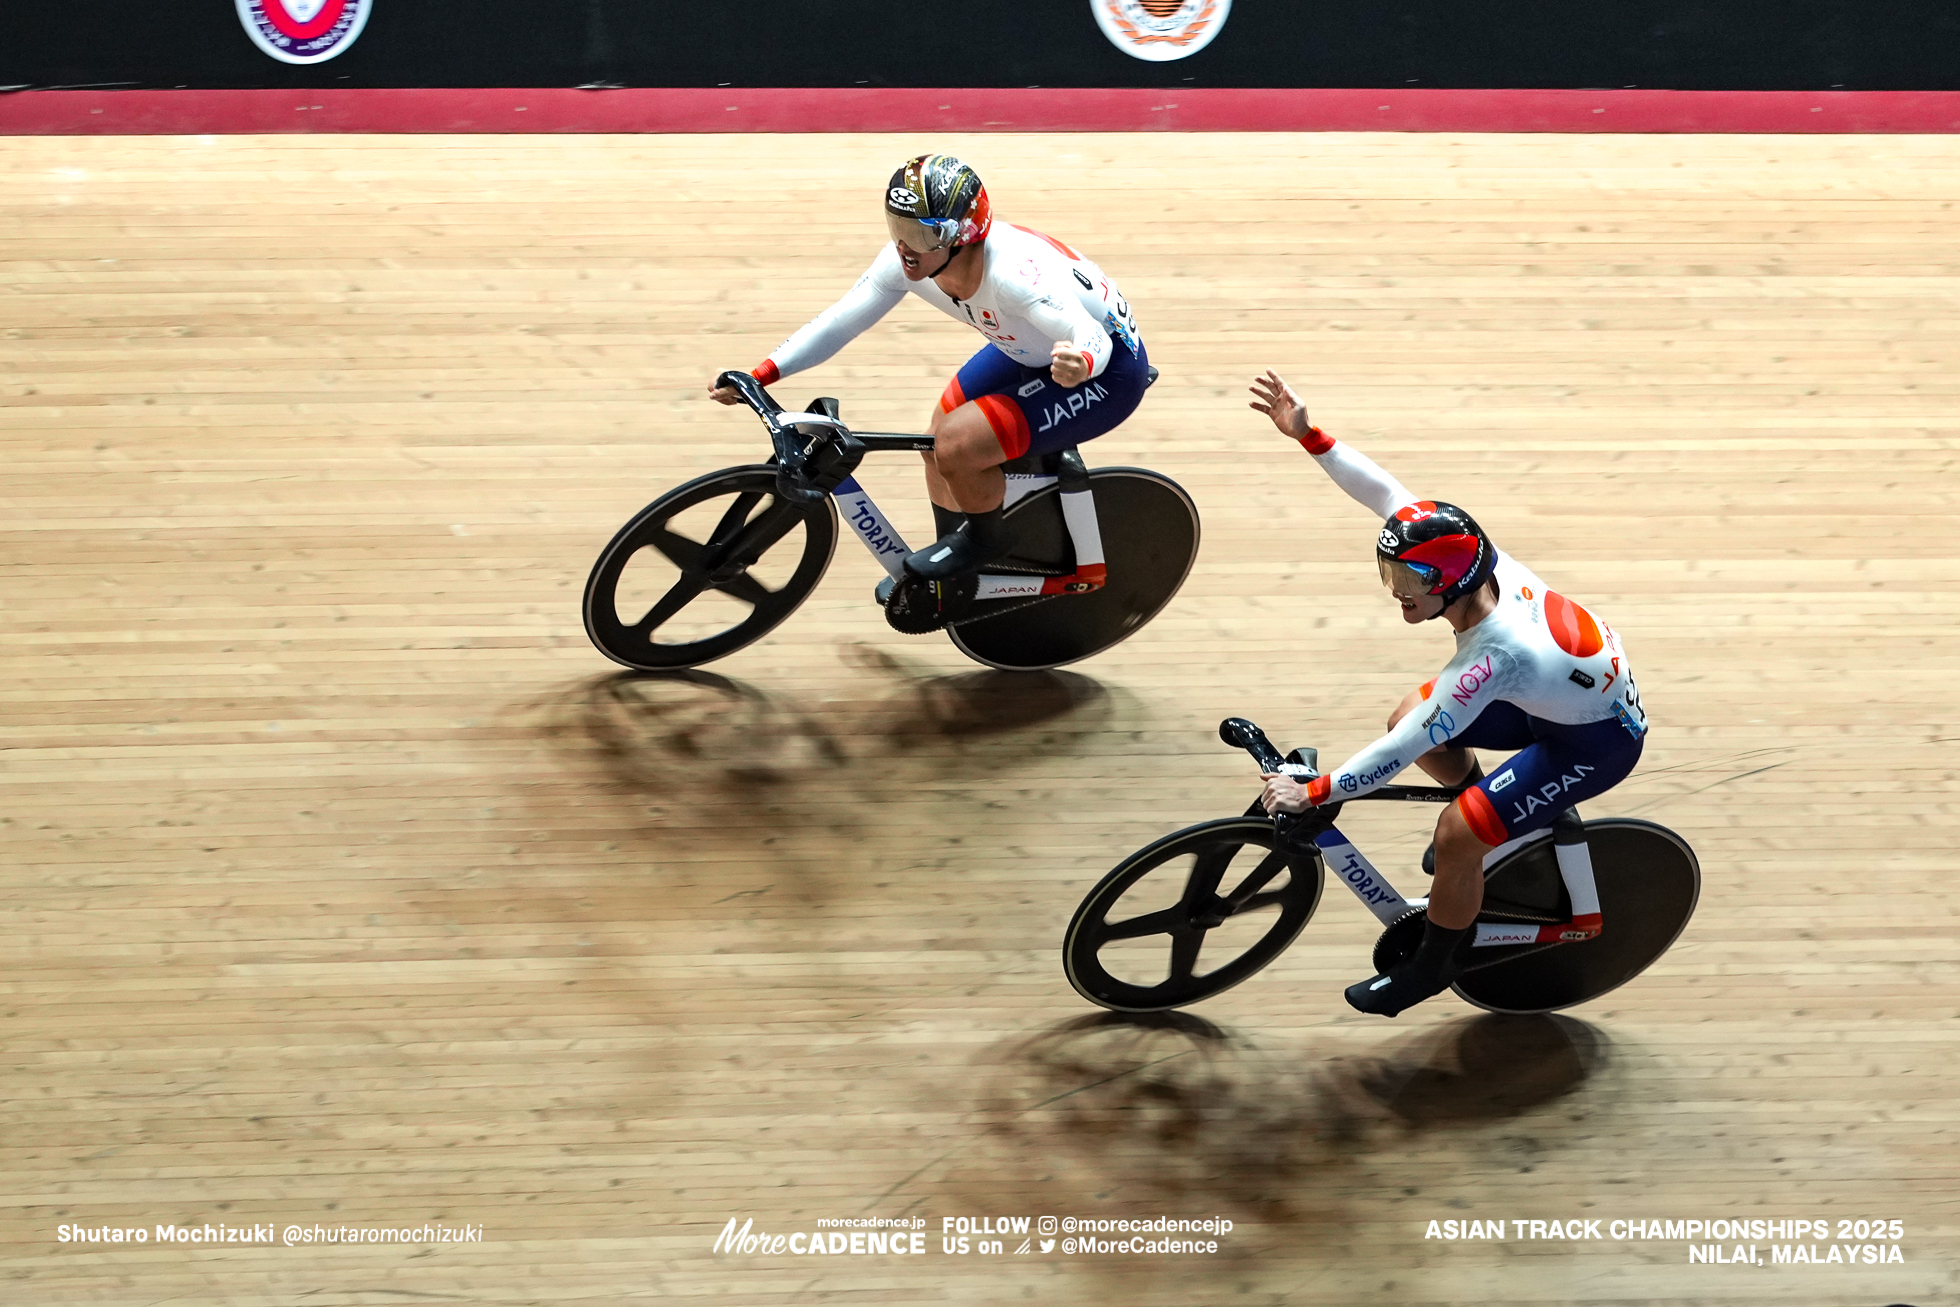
left=583, top=465, right=837, bottom=671
left=1064, top=817, right=1324, bottom=1013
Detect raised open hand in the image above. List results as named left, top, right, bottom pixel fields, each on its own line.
left=1247, top=369, right=1311, bottom=443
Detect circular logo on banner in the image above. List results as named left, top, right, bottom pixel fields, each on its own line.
left=1091, top=0, right=1230, bottom=62
left=235, top=0, right=373, bottom=65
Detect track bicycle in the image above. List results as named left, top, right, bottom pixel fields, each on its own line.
left=583, top=370, right=1199, bottom=673
left=1064, top=718, right=1700, bottom=1015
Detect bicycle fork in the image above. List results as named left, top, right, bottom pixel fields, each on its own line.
left=830, top=449, right=1108, bottom=596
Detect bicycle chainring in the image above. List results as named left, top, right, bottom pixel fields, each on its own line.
left=1370, top=907, right=1429, bottom=975
left=883, top=574, right=978, bottom=634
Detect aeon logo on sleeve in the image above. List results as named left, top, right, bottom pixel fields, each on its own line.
left=236, top=0, right=373, bottom=65
left=1091, top=0, right=1231, bottom=62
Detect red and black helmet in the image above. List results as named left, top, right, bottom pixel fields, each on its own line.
left=884, top=154, right=992, bottom=253
left=1376, top=501, right=1495, bottom=614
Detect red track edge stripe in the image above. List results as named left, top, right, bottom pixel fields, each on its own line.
left=5, top=88, right=1960, bottom=135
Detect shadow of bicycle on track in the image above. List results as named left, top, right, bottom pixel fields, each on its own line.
left=950, top=1009, right=1613, bottom=1229
left=527, top=645, right=1122, bottom=795
left=497, top=641, right=1143, bottom=914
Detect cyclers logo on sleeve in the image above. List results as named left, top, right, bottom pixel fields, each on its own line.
left=1337, top=759, right=1401, bottom=793
left=235, top=0, right=372, bottom=64
left=1091, top=0, right=1231, bottom=62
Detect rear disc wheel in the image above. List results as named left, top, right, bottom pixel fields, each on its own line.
left=951, top=468, right=1198, bottom=671
left=1454, top=819, right=1701, bottom=1014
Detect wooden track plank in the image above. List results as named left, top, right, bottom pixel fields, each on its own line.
left=2, top=131, right=1956, bottom=1306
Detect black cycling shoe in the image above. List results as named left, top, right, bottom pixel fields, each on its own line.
left=1344, top=957, right=1464, bottom=1017
left=1345, top=919, right=1471, bottom=1017
left=930, top=503, right=968, bottom=538
left=903, top=524, right=1008, bottom=581
left=903, top=504, right=1010, bottom=581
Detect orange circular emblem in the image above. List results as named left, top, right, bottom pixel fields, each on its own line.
left=1092, top=0, right=1232, bottom=62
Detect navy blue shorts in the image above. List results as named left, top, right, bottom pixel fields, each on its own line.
left=1453, top=702, right=1646, bottom=844
left=938, top=338, right=1149, bottom=460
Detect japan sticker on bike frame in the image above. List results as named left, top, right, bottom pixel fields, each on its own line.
left=236, top=0, right=373, bottom=65
left=1091, top=0, right=1231, bottom=62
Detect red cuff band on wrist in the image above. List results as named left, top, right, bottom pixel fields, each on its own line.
left=1300, top=426, right=1335, bottom=456
left=1307, top=775, right=1333, bottom=807
left=751, top=360, right=780, bottom=387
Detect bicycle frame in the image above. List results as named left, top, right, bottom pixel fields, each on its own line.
left=833, top=456, right=1107, bottom=598
left=1304, top=785, right=1605, bottom=949
left=719, top=369, right=1110, bottom=600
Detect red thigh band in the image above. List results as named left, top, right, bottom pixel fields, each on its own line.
left=938, top=376, right=967, bottom=414
left=973, top=393, right=1033, bottom=459
left=1456, top=787, right=1509, bottom=847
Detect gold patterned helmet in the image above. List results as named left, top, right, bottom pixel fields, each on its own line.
left=884, top=154, right=993, bottom=253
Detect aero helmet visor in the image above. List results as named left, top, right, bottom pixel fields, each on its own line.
left=1377, top=555, right=1445, bottom=596
left=885, top=211, right=962, bottom=253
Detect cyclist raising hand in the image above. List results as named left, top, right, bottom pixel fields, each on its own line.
left=1248, top=370, right=1650, bottom=1018
left=711, top=155, right=1150, bottom=587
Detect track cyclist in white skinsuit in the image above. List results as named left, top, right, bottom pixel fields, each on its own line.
left=709, top=153, right=1148, bottom=586
left=1248, top=371, right=1651, bottom=1018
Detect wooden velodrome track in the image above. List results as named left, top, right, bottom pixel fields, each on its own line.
left=3, top=131, right=1955, bottom=1305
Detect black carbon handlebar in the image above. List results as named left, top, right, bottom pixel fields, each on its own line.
left=714, top=369, right=864, bottom=504
left=715, top=369, right=785, bottom=420
left=1219, top=717, right=1289, bottom=775
left=1220, top=715, right=1472, bottom=805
